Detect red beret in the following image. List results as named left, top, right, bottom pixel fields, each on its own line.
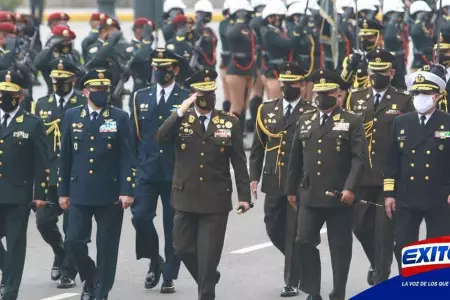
left=99, top=17, right=120, bottom=30
left=0, top=11, right=15, bottom=23
left=172, top=15, right=187, bottom=26
left=90, top=12, right=109, bottom=21
left=47, top=12, right=70, bottom=22
left=133, top=17, right=155, bottom=30
left=0, top=22, right=16, bottom=34
left=51, top=25, right=76, bottom=39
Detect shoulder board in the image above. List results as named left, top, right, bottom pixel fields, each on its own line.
left=263, top=98, right=278, bottom=104
left=2, top=50, right=9, bottom=54
left=303, top=109, right=317, bottom=114
left=88, top=46, right=98, bottom=53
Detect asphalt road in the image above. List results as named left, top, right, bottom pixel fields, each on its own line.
left=2, top=21, right=425, bottom=300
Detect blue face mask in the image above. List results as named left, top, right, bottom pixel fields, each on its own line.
left=89, top=90, right=109, bottom=107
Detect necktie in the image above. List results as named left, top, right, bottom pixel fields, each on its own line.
left=2, top=114, right=9, bottom=128
left=284, top=104, right=292, bottom=124
left=374, top=93, right=381, bottom=111
left=199, top=115, right=207, bottom=134
left=420, top=115, right=426, bottom=126
left=59, top=97, right=64, bottom=111
left=321, top=114, right=328, bottom=127
left=91, top=111, right=98, bottom=121
left=158, top=89, right=165, bottom=108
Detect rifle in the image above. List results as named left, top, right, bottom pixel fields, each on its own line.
left=354, top=0, right=360, bottom=50
left=112, top=56, right=133, bottom=102
left=189, top=35, right=204, bottom=72
left=17, top=30, right=38, bottom=80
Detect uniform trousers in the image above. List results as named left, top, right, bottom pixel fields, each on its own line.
left=393, top=204, right=450, bottom=271
left=35, top=186, right=77, bottom=279
left=296, top=206, right=352, bottom=300
left=67, top=203, right=123, bottom=299
left=131, top=180, right=180, bottom=281
left=264, top=195, right=301, bottom=286
left=352, top=186, right=394, bottom=283
left=0, top=204, right=30, bottom=300
left=173, top=211, right=228, bottom=300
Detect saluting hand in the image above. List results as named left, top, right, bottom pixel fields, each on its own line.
left=33, top=200, right=47, bottom=209
left=340, top=190, right=355, bottom=205
left=59, top=197, right=70, bottom=210
left=119, top=196, right=134, bottom=209
left=178, top=93, right=197, bottom=115
left=287, top=195, right=297, bottom=210
left=385, top=197, right=396, bottom=219
left=250, top=181, right=258, bottom=199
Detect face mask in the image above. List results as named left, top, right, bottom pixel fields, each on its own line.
left=57, top=43, right=72, bottom=54
left=0, top=92, right=20, bottom=113
left=413, top=94, right=435, bottom=114
left=89, top=90, right=110, bottom=108
left=315, top=94, right=337, bottom=111
left=53, top=79, right=73, bottom=97
left=370, top=73, right=391, bottom=90
left=281, top=85, right=301, bottom=102
left=196, top=93, right=216, bottom=111
left=235, top=10, right=248, bottom=22
left=155, top=68, right=175, bottom=85
left=361, top=39, right=375, bottom=52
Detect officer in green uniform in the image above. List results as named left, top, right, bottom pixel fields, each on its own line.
left=250, top=61, right=313, bottom=297
left=347, top=48, right=414, bottom=286
left=0, top=70, right=49, bottom=300
left=33, top=58, right=85, bottom=289
left=287, top=69, right=367, bottom=300
left=81, top=13, right=107, bottom=63
left=156, top=69, right=251, bottom=300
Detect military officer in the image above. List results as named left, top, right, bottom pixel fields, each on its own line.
left=385, top=71, right=450, bottom=271
left=58, top=69, right=136, bottom=300
left=250, top=61, right=313, bottom=297
left=156, top=69, right=251, bottom=300
left=81, top=13, right=108, bottom=63
left=130, top=48, right=189, bottom=294
left=33, top=58, right=85, bottom=289
left=347, top=48, right=414, bottom=286
left=0, top=23, right=15, bottom=71
left=409, top=1, right=434, bottom=72
left=0, top=70, right=49, bottom=300
left=287, top=69, right=368, bottom=300
left=162, top=0, right=187, bottom=42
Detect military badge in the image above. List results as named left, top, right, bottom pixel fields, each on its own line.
left=400, top=129, right=405, bottom=134
left=274, top=106, right=279, bottom=111
left=333, top=114, right=340, bottom=121
left=16, top=115, right=23, bottom=123
left=189, top=115, right=195, bottom=123
left=225, top=121, right=232, bottom=129
left=400, top=142, right=404, bottom=148
left=74, top=141, right=78, bottom=150
left=220, top=119, right=225, bottom=124
left=267, top=113, right=276, bottom=118
left=212, top=116, right=220, bottom=124
left=181, top=144, right=186, bottom=150
left=440, top=145, right=444, bottom=151
left=70, top=97, right=77, bottom=104
left=392, top=104, right=397, bottom=109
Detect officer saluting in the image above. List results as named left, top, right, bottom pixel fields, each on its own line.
left=249, top=61, right=313, bottom=297
left=384, top=71, right=450, bottom=270
left=0, top=70, right=49, bottom=300
left=130, top=48, right=189, bottom=293
left=157, top=69, right=251, bottom=300
left=348, top=48, right=413, bottom=286
left=33, top=58, right=85, bottom=288
left=287, top=69, right=367, bottom=300
left=58, top=69, right=136, bottom=300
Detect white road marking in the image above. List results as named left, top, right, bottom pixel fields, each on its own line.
left=40, top=293, right=80, bottom=300
left=231, top=227, right=328, bottom=254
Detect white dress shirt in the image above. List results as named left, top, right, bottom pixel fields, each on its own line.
left=372, top=88, right=387, bottom=104
left=55, top=89, right=75, bottom=108
left=418, top=110, right=435, bottom=125
left=156, top=81, right=175, bottom=104
left=195, top=107, right=212, bottom=130
left=283, top=99, right=300, bottom=116
left=319, top=111, right=332, bottom=125
left=87, top=104, right=102, bottom=120
left=0, top=105, right=20, bottom=127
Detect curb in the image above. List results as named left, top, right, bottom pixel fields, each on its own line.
left=40, top=11, right=224, bottom=22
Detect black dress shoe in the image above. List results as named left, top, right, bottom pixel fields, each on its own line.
left=216, top=271, right=221, bottom=284
left=144, top=256, right=164, bottom=289
left=367, top=266, right=375, bottom=286
left=160, top=280, right=175, bottom=294
left=80, top=281, right=95, bottom=300
left=57, top=276, right=76, bottom=289
left=280, top=286, right=299, bottom=297
left=51, top=255, right=63, bottom=281
left=306, top=295, right=322, bottom=300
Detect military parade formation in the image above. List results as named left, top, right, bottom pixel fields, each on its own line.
left=1, top=0, right=450, bottom=299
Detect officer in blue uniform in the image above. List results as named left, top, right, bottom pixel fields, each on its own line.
left=130, top=48, right=189, bottom=294
left=58, top=69, right=136, bottom=300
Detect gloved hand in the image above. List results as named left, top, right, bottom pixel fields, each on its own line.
left=349, top=51, right=362, bottom=69
left=48, top=36, right=65, bottom=49
left=107, top=30, right=123, bottom=44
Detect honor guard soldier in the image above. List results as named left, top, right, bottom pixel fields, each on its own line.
left=156, top=69, right=251, bottom=300
left=0, top=23, right=16, bottom=71
left=249, top=61, right=313, bottom=297
left=384, top=71, right=450, bottom=271
left=33, top=58, right=85, bottom=289
left=162, top=0, right=187, bottom=42
left=219, top=1, right=232, bottom=112
left=348, top=48, right=414, bottom=286
left=81, top=13, right=108, bottom=63
left=409, top=1, right=434, bottom=72
left=287, top=69, right=368, bottom=300
left=335, top=0, right=356, bottom=70
left=130, top=48, right=189, bottom=294
left=0, top=70, right=49, bottom=300
left=58, top=69, right=136, bottom=300
left=44, top=12, right=70, bottom=47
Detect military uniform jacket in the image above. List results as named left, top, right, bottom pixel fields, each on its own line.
left=287, top=27, right=314, bottom=76
left=410, top=20, right=434, bottom=69
left=0, top=109, right=49, bottom=204
left=197, top=27, right=218, bottom=70
left=260, top=25, right=293, bottom=75
left=286, top=107, right=368, bottom=207
left=384, top=110, right=450, bottom=210
left=166, top=35, right=194, bottom=86
left=250, top=98, right=314, bottom=196
left=157, top=109, right=251, bottom=214
left=130, top=84, right=189, bottom=182
left=348, top=86, right=414, bottom=186
left=34, top=91, right=85, bottom=186
left=225, top=20, right=255, bottom=76
left=81, top=29, right=99, bottom=62
left=0, top=47, right=14, bottom=71
left=58, top=105, right=136, bottom=206
left=127, top=38, right=153, bottom=92
left=219, top=17, right=231, bottom=68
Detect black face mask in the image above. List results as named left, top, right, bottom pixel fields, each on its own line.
left=281, top=85, right=301, bottom=102
left=235, top=10, right=249, bottom=22
left=89, top=90, right=110, bottom=108
left=57, top=43, right=72, bottom=54
left=53, top=79, right=73, bottom=97
left=361, top=39, right=375, bottom=52
left=196, top=93, right=216, bottom=111
left=0, top=92, right=20, bottom=113
left=315, top=94, right=337, bottom=111
left=155, top=68, right=175, bottom=86
left=370, top=73, right=391, bottom=90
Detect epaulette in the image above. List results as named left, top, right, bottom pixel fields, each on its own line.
left=262, top=98, right=278, bottom=104
left=351, top=87, right=368, bottom=93
left=393, top=88, right=410, bottom=96
left=218, top=110, right=236, bottom=118
left=303, top=109, right=317, bottom=115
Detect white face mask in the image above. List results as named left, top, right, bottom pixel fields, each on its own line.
left=413, top=94, right=435, bottom=114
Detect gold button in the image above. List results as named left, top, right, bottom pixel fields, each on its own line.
left=317, top=161, right=322, bottom=165
left=200, top=165, right=204, bottom=168
left=425, top=164, right=430, bottom=168
left=412, top=150, right=415, bottom=154
left=46, top=176, right=50, bottom=181
left=318, top=150, right=321, bottom=154
left=133, top=172, right=136, bottom=176
left=127, top=177, right=132, bottom=182
left=201, top=152, right=204, bottom=156
left=317, top=172, right=321, bottom=176
left=41, top=182, right=46, bottom=188
left=374, top=118, right=377, bottom=122
left=89, top=159, right=94, bottom=163
left=200, top=177, right=203, bottom=181
left=410, top=163, right=415, bottom=167
left=45, top=189, right=48, bottom=194
left=89, top=170, right=94, bottom=175
left=282, top=141, right=286, bottom=145
left=0, top=162, right=2, bottom=166
left=132, top=183, right=136, bottom=188
left=0, top=140, right=3, bottom=144
left=159, top=116, right=163, bottom=120
left=425, top=176, right=429, bottom=180
left=281, top=162, right=285, bottom=166
left=202, top=141, right=206, bottom=145
left=373, top=129, right=376, bottom=133
left=410, top=176, right=414, bottom=180
left=372, top=140, right=376, bottom=144
left=59, top=177, right=62, bottom=182
left=0, top=173, right=2, bottom=177
left=371, top=151, right=375, bottom=155
left=426, top=150, right=431, bottom=154
left=90, top=147, right=94, bottom=152
left=160, top=150, right=163, bottom=153
left=0, top=150, right=3, bottom=155
left=57, top=154, right=60, bottom=157
left=281, top=152, right=285, bottom=155
left=318, top=139, right=322, bottom=143
left=90, top=136, right=95, bottom=140
left=284, top=131, right=287, bottom=134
